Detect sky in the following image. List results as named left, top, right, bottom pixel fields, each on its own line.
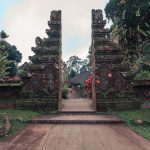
left=0, top=0, right=111, bottom=63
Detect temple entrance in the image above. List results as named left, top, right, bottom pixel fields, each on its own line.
left=60, top=81, right=95, bottom=113
left=23, top=9, right=140, bottom=112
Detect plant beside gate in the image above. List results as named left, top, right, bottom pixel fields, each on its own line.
left=118, top=109, right=150, bottom=141
left=0, top=109, right=39, bottom=140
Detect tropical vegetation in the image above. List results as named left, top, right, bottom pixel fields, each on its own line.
left=105, top=0, right=150, bottom=79
left=0, top=31, right=22, bottom=77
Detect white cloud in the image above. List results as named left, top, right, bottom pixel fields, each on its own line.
left=4, top=0, right=111, bottom=63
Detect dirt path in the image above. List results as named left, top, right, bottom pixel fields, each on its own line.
left=0, top=124, right=150, bottom=150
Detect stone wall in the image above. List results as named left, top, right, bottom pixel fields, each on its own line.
left=0, top=81, right=22, bottom=109
left=134, top=80, right=150, bottom=101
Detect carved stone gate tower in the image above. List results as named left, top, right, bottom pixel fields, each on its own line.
left=19, top=10, right=140, bottom=112
left=91, top=9, right=140, bottom=111
left=20, top=10, right=62, bottom=111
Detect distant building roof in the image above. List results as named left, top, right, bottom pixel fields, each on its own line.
left=69, top=71, right=92, bottom=85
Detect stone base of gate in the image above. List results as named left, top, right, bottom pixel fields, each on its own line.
left=96, top=101, right=141, bottom=112
left=15, top=100, right=59, bottom=112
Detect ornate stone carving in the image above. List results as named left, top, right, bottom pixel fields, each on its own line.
left=92, top=9, right=103, bottom=24
left=35, top=37, right=43, bottom=46
left=27, top=10, right=62, bottom=106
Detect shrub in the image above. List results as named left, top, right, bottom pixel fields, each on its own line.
left=62, top=84, right=68, bottom=99
left=134, top=71, right=150, bottom=80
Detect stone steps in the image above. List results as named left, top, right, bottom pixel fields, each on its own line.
left=59, top=111, right=96, bottom=115
left=31, top=114, right=124, bottom=124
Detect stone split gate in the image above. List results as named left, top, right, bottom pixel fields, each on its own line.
left=19, top=10, right=140, bottom=112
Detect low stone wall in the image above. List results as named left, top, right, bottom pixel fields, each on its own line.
left=0, top=103, right=14, bottom=109
left=96, top=101, right=141, bottom=112
left=0, top=82, right=23, bottom=109
left=133, top=80, right=150, bottom=101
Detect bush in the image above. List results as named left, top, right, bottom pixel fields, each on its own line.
left=134, top=71, right=150, bottom=80
left=62, top=84, right=68, bottom=99
left=0, top=109, right=39, bottom=140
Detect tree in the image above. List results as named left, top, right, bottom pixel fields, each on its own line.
left=66, top=55, right=90, bottom=78
left=7, top=45, right=22, bottom=76
left=66, top=55, right=82, bottom=75
left=80, top=59, right=90, bottom=73
left=0, top=51, right=10, bottom=78
left=0, top=30, right=9, bottom=39
left=105, top=0, right=150, bottom=79
left=0, top=31, right=22, bottom=77
left=105, top=0, right=150, bottom=66
left=69, top=69, right=76, bottom=78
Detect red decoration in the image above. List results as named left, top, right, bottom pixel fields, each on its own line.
left=96, top=80, right=101, bottom=84
left=107, top=72, right=112, bottom=78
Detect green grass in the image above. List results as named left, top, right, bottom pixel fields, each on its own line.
left=0, top=109, right=39, bottom=140
left=118, top=109, right=150, bottom=141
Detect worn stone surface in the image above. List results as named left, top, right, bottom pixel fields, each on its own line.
left=60, top=99, right=94, bottom=112
left=31, top=114, right=123, bottom=124
left=1, top=124, right=150, bottom=150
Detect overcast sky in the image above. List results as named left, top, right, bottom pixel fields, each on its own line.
left=0, top=0, right=111, bottom=63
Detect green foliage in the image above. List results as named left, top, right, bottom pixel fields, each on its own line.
left=80, top=59, right=90, bottom=73
left=6, top=45, right=22, bottom=77
left=134, top=71, right=150, bottom=80
left=62, top=84, right=68, bottom=99
left=66, top=55, right=82, bottom=75
left=0, top=31, right=9, bottom=39
left=69, top=69, right=76, bottom=78
left=66, top=55, right=90, bottom=79
left=118, top=109, right=150, bottom=140
left=105, top=0, right=150, bottom=43
left=0, top=109, right=39, bottom=140
left=0, top=51, right=10, bottom=78
left=105, top=0, right=150, bottom=66
left=0, top=31, right=22, bottom=77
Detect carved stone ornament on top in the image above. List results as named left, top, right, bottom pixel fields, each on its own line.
left=50, top=11, right=61, bottom=21
left=93, top=10, right=103, bottom=23
left=35, top=37, right=43, bottom=46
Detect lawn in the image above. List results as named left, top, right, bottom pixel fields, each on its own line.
left=0, top=109, right=39, bottom=140
left=118, top=109, right=150, bottom=141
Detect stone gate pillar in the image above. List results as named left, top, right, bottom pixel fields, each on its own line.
left=22, top=10, right=62, bottom=112
left=91, top=9, right=140, bottom=112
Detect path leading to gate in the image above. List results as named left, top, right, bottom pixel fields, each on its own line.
left=67, top=88, right=81, bottom=99
left=0, top=99, right=150, bottom=150
left=60, top=99, right=94, bottom=112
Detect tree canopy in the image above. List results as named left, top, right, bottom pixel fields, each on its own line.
left=65, top=55, right=90, bottom=79
left=105, top=0, right=150, bottom=65
left=0, top=51, right=10, bottom=78
left=105, top=0, right=150, bottom=79
left=0, top=31, right=22, bottom=77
